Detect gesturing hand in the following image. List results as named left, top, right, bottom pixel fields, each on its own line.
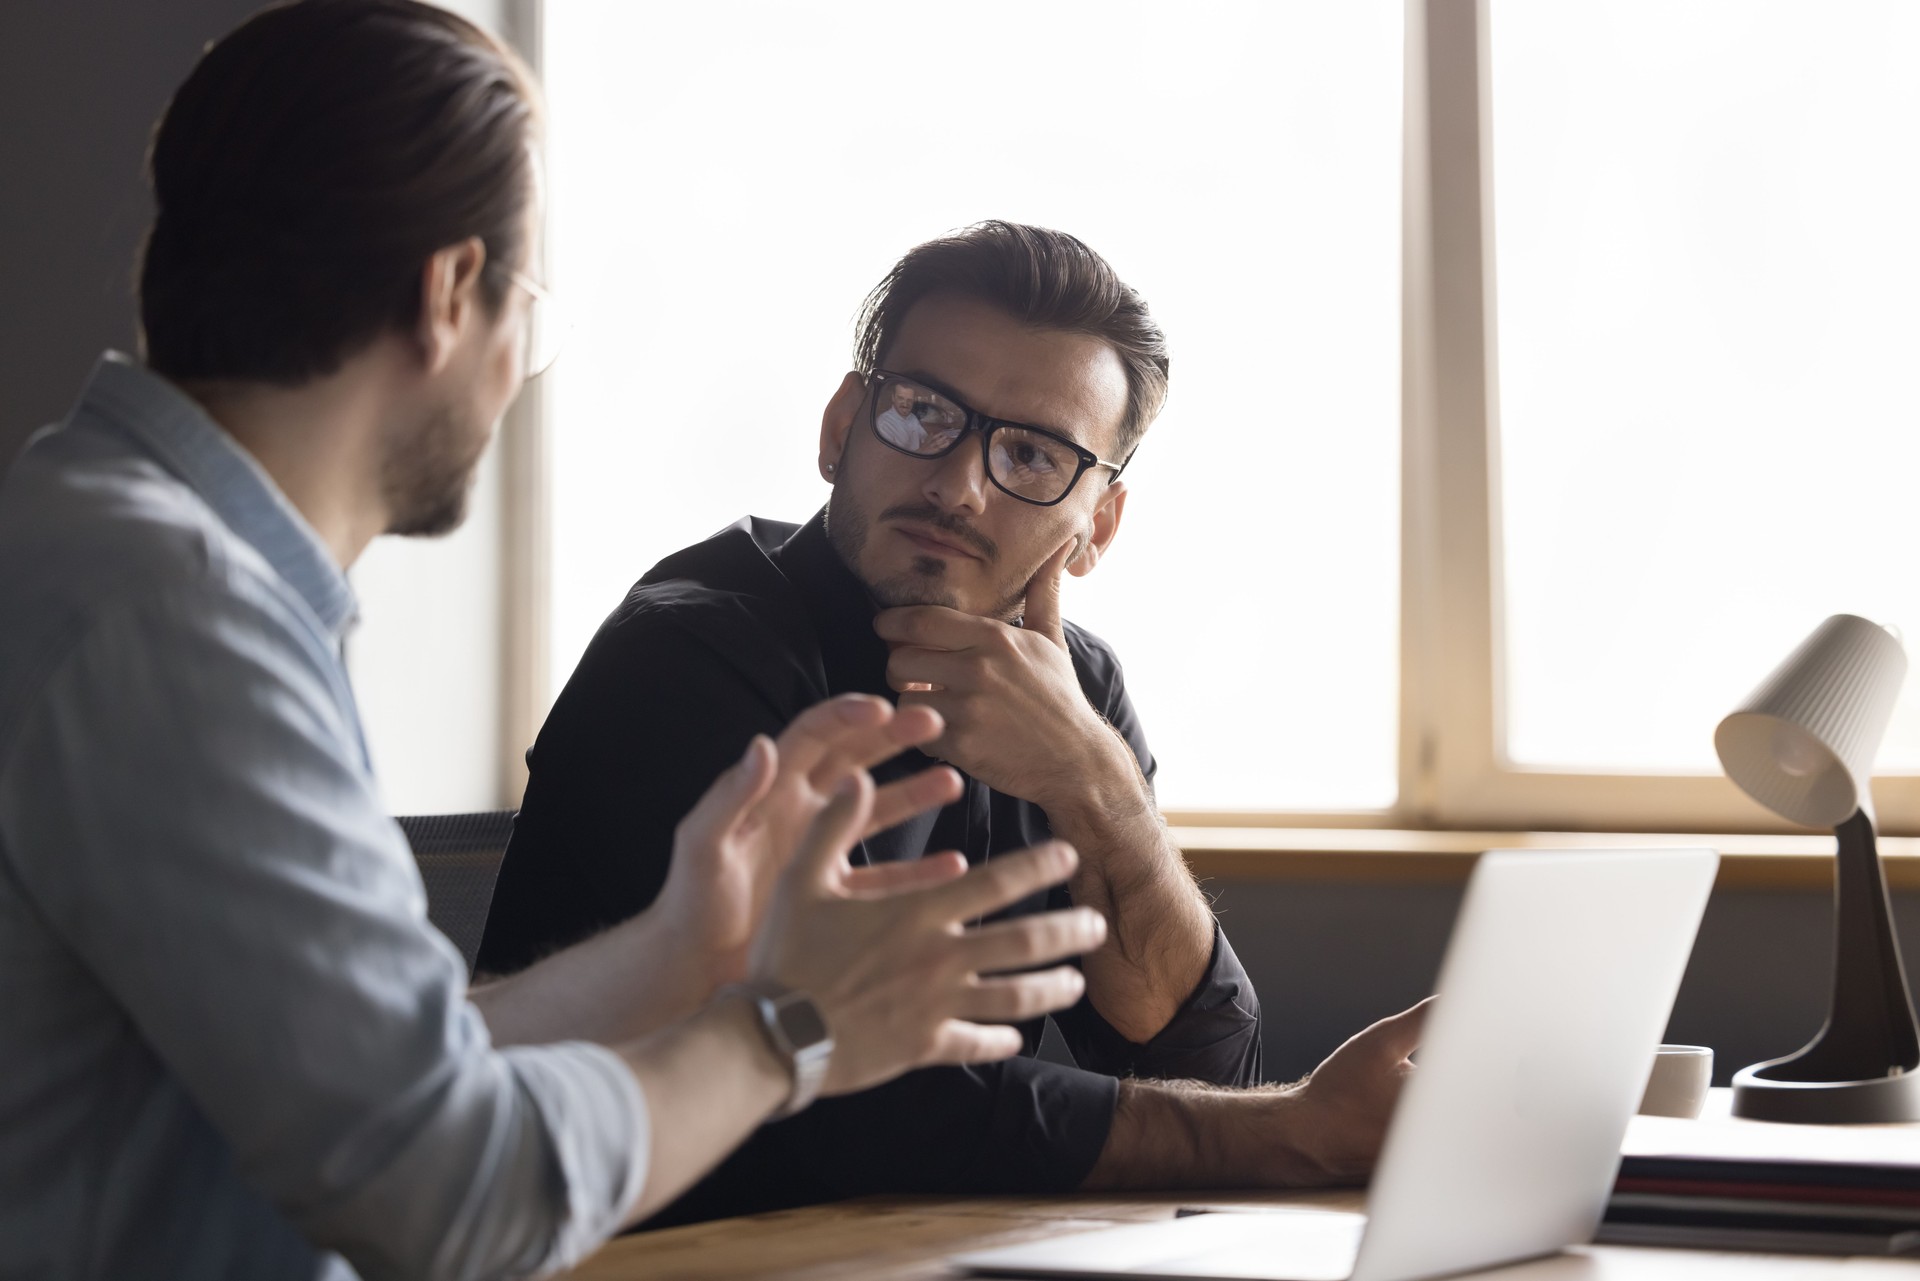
left=655, top=694, right=969, bottom=997
left=874, top=541, right=1134, bottom=811
left=751, top=772, right=1109, bottom=1095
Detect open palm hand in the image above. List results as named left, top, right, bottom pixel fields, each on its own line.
left=657, top=694, right=968, bottom=994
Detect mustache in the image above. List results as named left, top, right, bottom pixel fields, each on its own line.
left=880, top=504, right=998, bottom=561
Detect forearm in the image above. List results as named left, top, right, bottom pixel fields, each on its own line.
left=1079, top=1078, right=1327, bottom=1191
left=613, top=994, right=790, bottom=1227
left=1046, top=733, right=1215, bottom=1041
left=473, top=909, right=717, bottom=1048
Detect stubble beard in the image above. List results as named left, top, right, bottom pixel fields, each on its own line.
left=825, top=485, right=1028, bottom=621
left=382, top=400, right=486, bottom=538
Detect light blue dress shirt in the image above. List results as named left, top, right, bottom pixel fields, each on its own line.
left=0, top=354, right=650, bottom=1280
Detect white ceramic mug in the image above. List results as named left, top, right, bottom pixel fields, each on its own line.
left=1638, top=1044, right=1713, bottom=1118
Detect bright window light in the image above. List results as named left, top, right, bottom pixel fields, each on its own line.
left=544, top=1, right=1402, bottom=809
left=1492, top=0, right=1920, bottom=773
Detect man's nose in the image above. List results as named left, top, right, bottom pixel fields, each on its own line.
left=922, top=434, right=990, bottom=514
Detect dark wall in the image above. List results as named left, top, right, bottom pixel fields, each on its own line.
left=1208, top=878, right=1920, bottom=1087
left=0, top=0, right=262, bottom=465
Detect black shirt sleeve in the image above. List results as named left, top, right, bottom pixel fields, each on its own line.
left=1044, top=629, right=1265, bottom=1088
left=1051, top=922, right=1264, bottom=1087
left=477, top=597, right=1126, bottom=1224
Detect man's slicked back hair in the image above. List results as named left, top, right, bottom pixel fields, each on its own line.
left=854, top=221, right=1171, bottom=458
left=138, top=0, right=541, bottom=385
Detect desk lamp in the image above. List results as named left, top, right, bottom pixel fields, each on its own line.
left=1715, top=613, right=1920, bottom=1123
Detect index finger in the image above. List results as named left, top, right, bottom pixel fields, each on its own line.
left=1018, top=539, right=1075, bottom=643
left=873, top=606, right=998, bottom=651
left=772, top=694, right=929, bottom=777
left=802, top=704, right=947, bottom=794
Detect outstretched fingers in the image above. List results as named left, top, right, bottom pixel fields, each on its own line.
left=923, top=1019, right=1026, bottom=1066
left=957, top=966, right=1090, bottom=1024
left=802, top=704, right=946, bottom=795
left=769, top=694, right=891, bottom=773
left=926, top=842, right=1081, bottom=924
left=841, top=850, right=969, bottom=898
left=789, top=772, right=877, bottom=888
left=769, top=694, right=946, bottom=790
left=861, top=766, right=963, bottom=838
left=953, top=907, right=1108, bottom=974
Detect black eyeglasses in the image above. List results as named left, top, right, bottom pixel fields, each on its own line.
left=864, top=370, right=1130, bottom=507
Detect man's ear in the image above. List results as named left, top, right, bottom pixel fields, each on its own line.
left=415, top=237, right=488, bottom=374
left=818, top=370, right=864, bottom=483
left=1069, top=480, right=1127, bottom=578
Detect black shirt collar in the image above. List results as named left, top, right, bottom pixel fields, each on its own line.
left=772, top=507, right=894, bottom=702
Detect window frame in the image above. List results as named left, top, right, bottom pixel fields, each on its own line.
left=499, top=0, right=550, bottom=808
left=1394, top=0, right=1920, bottom=837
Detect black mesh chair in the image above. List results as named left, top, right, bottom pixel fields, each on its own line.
left=397, top=810, right=515, bottom=977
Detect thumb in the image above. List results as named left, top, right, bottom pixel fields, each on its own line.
left=1021, top=539, right=1075, bottom=645
left=790, top=771, right=876, bottom=891
left=1364, top=996, right=1435, bottom=1063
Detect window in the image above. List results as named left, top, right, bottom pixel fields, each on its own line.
left=521, top=1, right=1920, bottom=832
left=1492, top=0, right=1920, bottom=776
left=542, top=1, right=1403, bottom=812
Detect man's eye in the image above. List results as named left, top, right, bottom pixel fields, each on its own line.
left=1012, top=442, right=1059, bottom=472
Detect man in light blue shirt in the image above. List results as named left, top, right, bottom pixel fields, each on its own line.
left=874, top=379, right=932, bottom=450
left=0, top=3, right=1103, bottom=1277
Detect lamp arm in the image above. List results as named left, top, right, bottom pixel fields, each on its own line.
left=1774, top=809, right=1920, bottom=1082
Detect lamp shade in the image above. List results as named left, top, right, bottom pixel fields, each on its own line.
left=1715, top=615, right=1907, bottom=828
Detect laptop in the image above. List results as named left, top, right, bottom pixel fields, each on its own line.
left=952, top=847, right=1719, bottom=1281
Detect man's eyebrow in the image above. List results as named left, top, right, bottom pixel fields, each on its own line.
left=900, top=367, right=1085, bottom=447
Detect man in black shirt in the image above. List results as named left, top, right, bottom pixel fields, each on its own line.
left=480, top=221, right=1427, bottom=1224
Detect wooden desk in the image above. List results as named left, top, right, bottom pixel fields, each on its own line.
left=567, top=1187, right=1920, bottom=1279
left=570, top=1093, right=1920, bottom=1279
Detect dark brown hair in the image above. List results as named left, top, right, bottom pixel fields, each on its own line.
left=138, top=0, right=541, bottom=385
left=854, top=221, right=1171, bottom=457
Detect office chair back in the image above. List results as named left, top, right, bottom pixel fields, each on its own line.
left=397, top=810, right=514, bottom=977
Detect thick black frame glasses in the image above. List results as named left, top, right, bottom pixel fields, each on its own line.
left=864, top=369, right=1131, bottom=507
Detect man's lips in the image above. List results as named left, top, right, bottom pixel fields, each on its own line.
left=891, top=523, right=984, bottom=561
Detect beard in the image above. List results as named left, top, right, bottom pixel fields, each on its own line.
left=825, top=477, right=1028, bottom=621
left=381, top=400, right=488, bottom=538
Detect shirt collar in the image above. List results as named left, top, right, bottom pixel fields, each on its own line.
left=75, top=352, right=360, bottom=638
left=772, top=508, right=895, bottom=699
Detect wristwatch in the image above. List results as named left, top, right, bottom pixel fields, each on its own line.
left=725, top=980, right=834, bottom=1119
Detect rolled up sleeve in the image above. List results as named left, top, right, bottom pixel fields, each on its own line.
left=1051, top=922, right=1264, bottom=1088
left=0, top=582, right=647, bottom=1279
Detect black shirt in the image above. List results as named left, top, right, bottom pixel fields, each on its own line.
left=478, top=511, right=1262, bottom=1227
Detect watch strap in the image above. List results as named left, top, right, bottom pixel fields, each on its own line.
left=724, top=980, right=834, bottom=1120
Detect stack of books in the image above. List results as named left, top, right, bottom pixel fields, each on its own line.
left=1600, top=1106, right=1920, bottom=1255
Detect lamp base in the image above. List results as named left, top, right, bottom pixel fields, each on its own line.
left=1726, top=810, right=1920, bottom=1125
left=1731, top=1059, right=1920, bottom=1124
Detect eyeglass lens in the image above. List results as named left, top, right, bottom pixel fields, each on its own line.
left=872, top=374, right=1082, bottom=504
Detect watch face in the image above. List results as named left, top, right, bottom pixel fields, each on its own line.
left=773, top=995, right=830, bottom=1050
